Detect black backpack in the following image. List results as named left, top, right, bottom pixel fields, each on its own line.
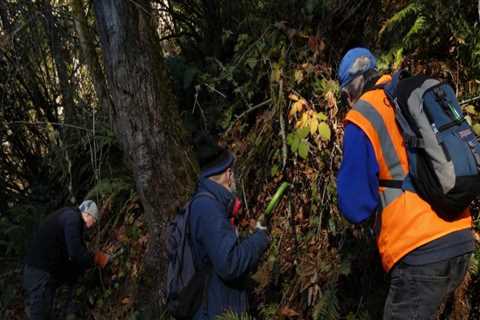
left=166, top=192, right=214, bottom=319
left=380, top=70, right=480, bottom=217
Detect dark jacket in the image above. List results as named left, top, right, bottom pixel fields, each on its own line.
left=25, top=207, right=94, bottom=282
left=190, top=178, right=270, bottom=319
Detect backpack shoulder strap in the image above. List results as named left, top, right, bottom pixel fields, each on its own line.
left=383, top=69, right=410, bottom=98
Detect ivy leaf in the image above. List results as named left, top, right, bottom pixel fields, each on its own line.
left=297, top=126, right=310, bottom=139
left=298, top=141, right=309, bottom=159
left=318, top=122, right=331, bottom=141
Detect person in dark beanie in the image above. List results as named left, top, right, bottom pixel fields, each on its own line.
left=23, top=200, right=110, bottom=319
left=190, top=135, right=270, bottom=319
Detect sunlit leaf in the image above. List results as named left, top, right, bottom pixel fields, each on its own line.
left=288, top=93, right=300, bottom=101
left=298, top=141, right=309, bottom=159
left=464, top=105, right=477, bottom=114
left=297, top=126, right=310, bottom=139
left=288, top=133, right=300, bottom=152
left=473, top=123, right=480, bottom=136
left=296, top=111, right=310, bottom=128
left=289, top=100, right=305, bottom=118
left=316, top=112, right=327, bottom=121
left=294, top=69, right=304, bottom=84
left=309, top=117, right=318, bottom=135
left=318, top=122, right=331, bottom=141
left=465, top=115, right=472, bottom=125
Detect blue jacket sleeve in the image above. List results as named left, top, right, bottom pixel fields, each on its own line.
left=191, top=199, right=270, bottom=282
left=337, top=123, right=380, bottom=224
left=64, top=212, right=94, bottom=270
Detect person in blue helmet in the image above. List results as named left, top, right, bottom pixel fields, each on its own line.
left=190, top=135, right=270, bottom=319
left=336, top=47, right=474, bottom=319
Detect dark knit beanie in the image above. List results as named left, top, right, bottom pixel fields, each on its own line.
left=194, top=134, right=235, bottom=178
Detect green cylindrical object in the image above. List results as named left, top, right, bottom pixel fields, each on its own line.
left=264, top=182, right=289, bottom=216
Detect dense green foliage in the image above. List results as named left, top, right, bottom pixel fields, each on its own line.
left=1, top=0, right=480, bottom=319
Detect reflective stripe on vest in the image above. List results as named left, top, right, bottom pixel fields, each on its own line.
left=355, top=100, right=405, bottom=209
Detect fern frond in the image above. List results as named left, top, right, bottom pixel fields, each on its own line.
left=313, top=288, right=339, bottom=320
left=403, top=15, right=427, bottom=48
left=215, top=311, right=253, bottom=320
left=379, top=2, right=422, bottom=38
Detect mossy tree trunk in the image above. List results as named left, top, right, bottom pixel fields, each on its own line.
left=92, top=0, right=196, bottom=316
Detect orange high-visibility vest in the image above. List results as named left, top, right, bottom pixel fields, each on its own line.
left=345, top=75, right=472, bottom=271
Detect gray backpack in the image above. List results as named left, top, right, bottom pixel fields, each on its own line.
left=166, top=192, right=214, bottom=319
left=379, top=71, right=480, bottom=216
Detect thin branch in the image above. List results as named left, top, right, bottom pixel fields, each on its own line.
left=280, top=105, right=287, bottom=170
left=204, top=83, right=227, bottom=98
left=460, top=95, right=480, bottom=105
left=8, top=121, right=91, bottom=132
left=225, top=98, right=272, bottom=135
left=158, top=31, right=198, bottom=42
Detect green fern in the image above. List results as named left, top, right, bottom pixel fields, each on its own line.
left=403, top=15, right=427, bottom=48
left=313, top=288, right=339, bottom=320
left=215, top=311, right=253, bottom=320
left=85, top=177, right=134, bottom=200
left=379, top=2, right=422, bottom=39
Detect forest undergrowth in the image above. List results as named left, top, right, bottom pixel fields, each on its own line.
left=1, top=0, right=480, bottom=319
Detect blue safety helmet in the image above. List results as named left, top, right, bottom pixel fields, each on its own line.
left=338, top=47, right=377, bottom=88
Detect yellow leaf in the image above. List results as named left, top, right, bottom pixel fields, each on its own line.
left=316, top=112, right=327, bottom=121
left=288, top=93, right=300, bottom=101
left=289, top=100, right=305, bottom=119
left=309, top=117, right=318, bottom=135
left=325, top=91, right=337, bottom=109
left=465, top=115, right=472, bottom=126
left=271, top=64, right=281, bottom=82
left=288, top=103, right=298, bottom=118
left=473, top=123, right=480, bottom=136
left=296, top=112, right=309, bottom=128
left=294, top=69, right=304, bottom=84
left=318, top=122, right=331, bottom=141
left=464, top=105, right=476, bottom=114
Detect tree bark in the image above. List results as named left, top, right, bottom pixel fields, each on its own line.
left=92, top=0, right=196, bottom=316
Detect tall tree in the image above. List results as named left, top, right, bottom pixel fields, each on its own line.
left=92, top=0, right=196, bottom=316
